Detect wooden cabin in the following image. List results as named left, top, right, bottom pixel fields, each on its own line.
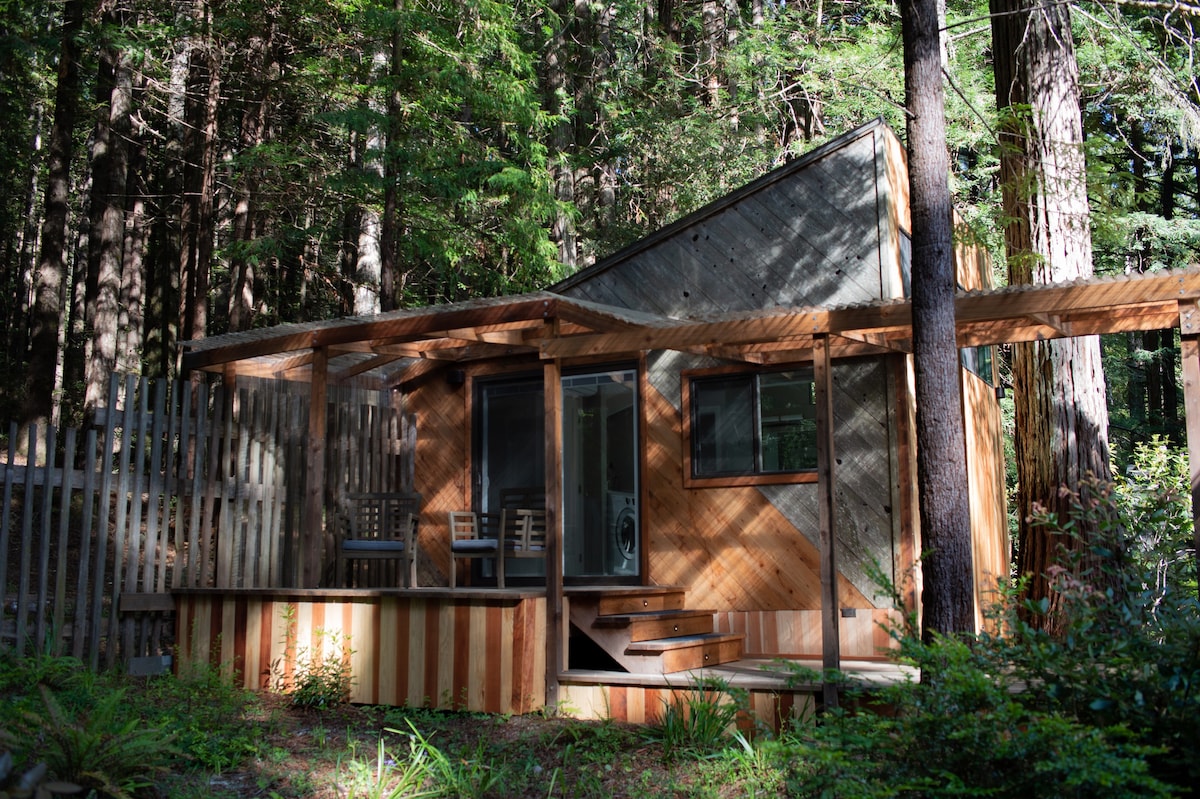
left=175, top=119, right=1010, bottom=724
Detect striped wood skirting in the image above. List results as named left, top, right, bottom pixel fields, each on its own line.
left=174, top=589, right=547, bottom=714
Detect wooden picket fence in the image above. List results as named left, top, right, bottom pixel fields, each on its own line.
left=0, top=373, right=415, bottom=670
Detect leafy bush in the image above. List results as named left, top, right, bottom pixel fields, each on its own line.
left=772, top=441, right=1199, bottom=797
left=0, top=684, right=176, bottom=799
left=778, top=633, right=1170, bottom=798
left=973, top=467, right=1200, bottom=789
left=142, top=658, right=268, bottom=773
left=270, top=604, right=356, bottom=709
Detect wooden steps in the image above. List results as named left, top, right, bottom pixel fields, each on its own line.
left=566, top=586, right=743, bottom=674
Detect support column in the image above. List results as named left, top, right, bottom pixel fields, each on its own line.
left=544, top=354, right=564, bottom=707
left=1178, top=301, right=1200, bottom=597
left=815, top=333, right=840, bottom=710
left=304, top=346, right=328, bottom=588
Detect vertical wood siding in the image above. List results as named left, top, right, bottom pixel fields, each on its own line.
left=175, top=590, right=547, bottom=714
left=963, top=371, right=1010, bottom=629
left=713, top=608, right=900, bottom=658
left=558, top=682, right=817, bottom=730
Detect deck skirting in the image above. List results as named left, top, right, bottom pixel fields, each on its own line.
left=173, top=589, right=909, bottom=727
left=174, top=588, right=547, bottom=714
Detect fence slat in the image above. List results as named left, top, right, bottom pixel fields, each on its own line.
left=34, top=424, right=56, bottom=650
left=73, top=427, right=98, bottom=661
left=16, top=425, right=38, bottom=654
left=1, top=422, right=18, bottom=646
left=1, top=373, right=413, bottom=664
left=90, top=372, right=121, bottom=670
left=52, top=429, right=77, bottom=656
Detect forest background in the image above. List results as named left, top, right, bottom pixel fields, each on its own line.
left=3, top=0, right=1200, bottom=465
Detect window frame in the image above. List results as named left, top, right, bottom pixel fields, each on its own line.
left=681, top=365, right=819, bottom=489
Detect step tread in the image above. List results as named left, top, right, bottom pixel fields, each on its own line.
left=564, top=585, right=685, bottom=597
left=592, top=609, right=716, bottom=626
left=626, top=632, right=743, bottom=654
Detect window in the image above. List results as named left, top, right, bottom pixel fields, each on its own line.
left=689, top=369, right=817, bottom=480
left=960, top=344, right=995, bottom=384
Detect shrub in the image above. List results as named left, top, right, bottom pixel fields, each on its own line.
left=774, top=440, right=1200, bottom=796
left=142, top=658, right=268, bottom=773
left=0, top=684, right=176, bottom=799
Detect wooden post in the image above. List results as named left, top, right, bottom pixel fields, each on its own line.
left=304, top=346, right=328, bottom=587
left=814, top=333, right=840, bottom=710
left=544, top=353, right=564, bottom=708
left=1178, top=301, right=1200, bottom=597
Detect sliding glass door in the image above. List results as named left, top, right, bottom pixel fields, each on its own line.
left=475, top=367, right=639, bottom=583
left=561, top=368, right=639, bottom=581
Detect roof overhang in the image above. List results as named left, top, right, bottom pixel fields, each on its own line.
left=180, top=268, right=1200, bottom=385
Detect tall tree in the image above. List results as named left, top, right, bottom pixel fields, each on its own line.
left=22, top=0, right=85, bottom=433
left=179, top=0, right=220, bottom=349
left=84, top=6, right=135, bottom=417
left=900, top=0, right=975, bottom=637
left=991, top=0, right=1113, bottom=627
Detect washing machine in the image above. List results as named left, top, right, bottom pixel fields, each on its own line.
left=606, top=492, right=638, bottom=575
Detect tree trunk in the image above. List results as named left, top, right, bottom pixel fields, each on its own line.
left=119, top=81, right=148, bottom=376
left=228, top=24, right=274, bottom=333
left=991, top=0, right=1113, bottom=630
left=23, top=0, right=84, bottom=434
left=900, top=0, right=976, bottom=638
left=545, top=0, right=578, bottom=271
left=179, top=6, right=219, bottom=345
left=380, top=0, right=406, bottom=312
left=85, top=23, right=133, bottom=418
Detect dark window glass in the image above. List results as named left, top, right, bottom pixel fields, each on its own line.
left=691, top=370, right=817, bottom=478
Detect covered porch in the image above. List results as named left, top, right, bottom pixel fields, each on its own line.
left=178, top=267, right=1200, bottom=718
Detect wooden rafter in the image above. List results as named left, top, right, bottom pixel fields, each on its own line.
left=181, top=269, right=1200, bottom=382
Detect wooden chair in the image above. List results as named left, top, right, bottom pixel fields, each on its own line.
left=448, top=510, right=505, bottom=588
left=501, top=507, right=548, bottom=577
left=336, top=492, right=420, bottom=588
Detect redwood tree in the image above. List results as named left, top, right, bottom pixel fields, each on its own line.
left=22, top=0, right=85, bottom=433
left=901, top=0, right=976, bottom=637
left=991, top=0, right=1113, bottom=628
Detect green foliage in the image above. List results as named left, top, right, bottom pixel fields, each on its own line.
left=392, top=720, right=507, bottom=798
left=270, top=609, right=357, bottom=709
left=644, top=676, right=747, bottom=760
left=1113, top=438, right=1196, bottom=593
left=0, top=683, right=176, bottom=799
left=979, top=477, right=1200, bottom=789
left=142, top=658, right=268, bottom=773
left=339, top=733, right=440, bottom=799
left=770, top=465, right=1199, bottom=797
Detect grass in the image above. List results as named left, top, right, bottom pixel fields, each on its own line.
left=0, top=652, right=788, bottom=798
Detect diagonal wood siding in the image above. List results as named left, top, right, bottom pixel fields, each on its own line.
left=642, top=351, right=898, bottom=613
left=642, top=362, right=880, bottom=613
left=558, top=125, right=893, bottom=317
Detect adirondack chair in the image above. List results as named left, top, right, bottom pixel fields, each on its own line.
left=335, top=492, right=421, bottom=588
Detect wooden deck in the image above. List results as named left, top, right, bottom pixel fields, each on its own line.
left=559, top=657, right=912, bottom=727
left=175, top=586, right=908, bottom=728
